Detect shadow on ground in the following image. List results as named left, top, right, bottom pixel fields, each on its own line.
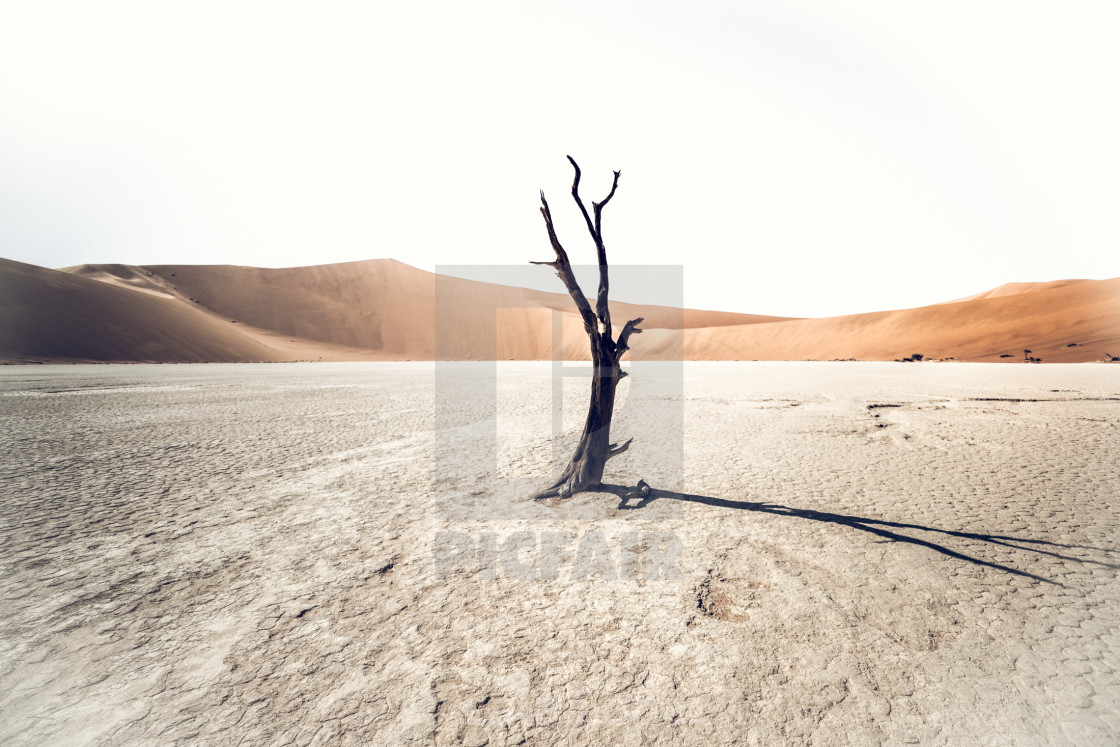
left=595, top=483, right=1119, bottom=586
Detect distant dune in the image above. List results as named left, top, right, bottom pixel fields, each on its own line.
left=1, top=257, right=1117, bottom=363
left=650, top=277, right=1120, bottom=363
left=946, top=278, right=1095, bottom=303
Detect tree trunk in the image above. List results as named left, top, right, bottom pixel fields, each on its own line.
left=533, top=336, right=620, bottom=499
left=530, top=157, right=643, bottom=501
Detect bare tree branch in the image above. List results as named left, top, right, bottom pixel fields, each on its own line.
left=567, top=156, right=597, bottom=251
left=537, top=190, right=597, bottom=335
left=591, top=170, right=621, bottom=336
left=593, top=170, right=621, bottom=237
left=615, top=317, right=644, bottom=358
left=606, top=437, right=633, bottom=461
left=566, top=155, right=619, bottom=337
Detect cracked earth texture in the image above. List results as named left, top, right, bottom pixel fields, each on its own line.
left=1, top=362, right=1118, bottom=745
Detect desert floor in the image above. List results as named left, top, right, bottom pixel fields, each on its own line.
left=1, top=362, right=1118, bottom=745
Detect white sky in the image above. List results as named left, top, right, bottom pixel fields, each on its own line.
left=1, top=1, right=1117, bottom=317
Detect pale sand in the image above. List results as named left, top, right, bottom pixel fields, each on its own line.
left=2, top=256, right=1117, bottom=363
left=1, top=362, right=1117, bottom=744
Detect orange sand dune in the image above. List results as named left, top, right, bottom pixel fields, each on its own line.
left=646, top=277, right=1120, bottom=363
left=1, top=258, right=273, bottom=363
left=1, top=256, right=1117, bottom=363
left=62, top=259, right=787, bottom=361
left=948, top=278, right=1094, bottom=303
left=0, top=259, right=390, bottom=363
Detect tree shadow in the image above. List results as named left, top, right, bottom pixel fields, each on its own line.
left=597, top=484, right=1120, bottom=586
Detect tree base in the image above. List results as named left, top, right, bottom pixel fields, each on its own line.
left=530, top=438, right=635, bottom=501
left=531, top=477, right=650, bottom=502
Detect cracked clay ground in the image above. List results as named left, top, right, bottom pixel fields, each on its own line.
left=1, top=362, right=1118, bottom=745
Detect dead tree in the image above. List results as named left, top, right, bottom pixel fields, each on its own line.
left=530, top=156, right=644, bottom=500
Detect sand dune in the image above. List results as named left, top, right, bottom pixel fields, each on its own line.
left=1, top=258, right=283, bottom=363
left=57, top=260, right=784, bottom=361
left=1, top=256, right=1117, bottom=363
left=652, top=277, right=1120, bottom=364
left=948, top=278, right=1094, bottom=303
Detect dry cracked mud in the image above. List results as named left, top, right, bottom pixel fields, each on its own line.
left=1, top=362, right=1118, bottom=745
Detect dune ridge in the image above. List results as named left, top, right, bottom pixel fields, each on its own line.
left=1, top=256, right=1117, bottom=363
left=947, top=278, right=1094, bottom=303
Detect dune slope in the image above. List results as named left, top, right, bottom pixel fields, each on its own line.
left=2, top=256, right=1116, bottom=363
left=61, top=259, right=787, bottom=361
left=658, top=277, right=1120, bottom=363
left=0, top=258, right=286, bottom=363
left=948, top=278, right=1094, bottom=303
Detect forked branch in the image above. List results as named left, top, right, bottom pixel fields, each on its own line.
left=566, top=155, right=620, bottom=336
left=535, top=191, right=597, bottom=335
